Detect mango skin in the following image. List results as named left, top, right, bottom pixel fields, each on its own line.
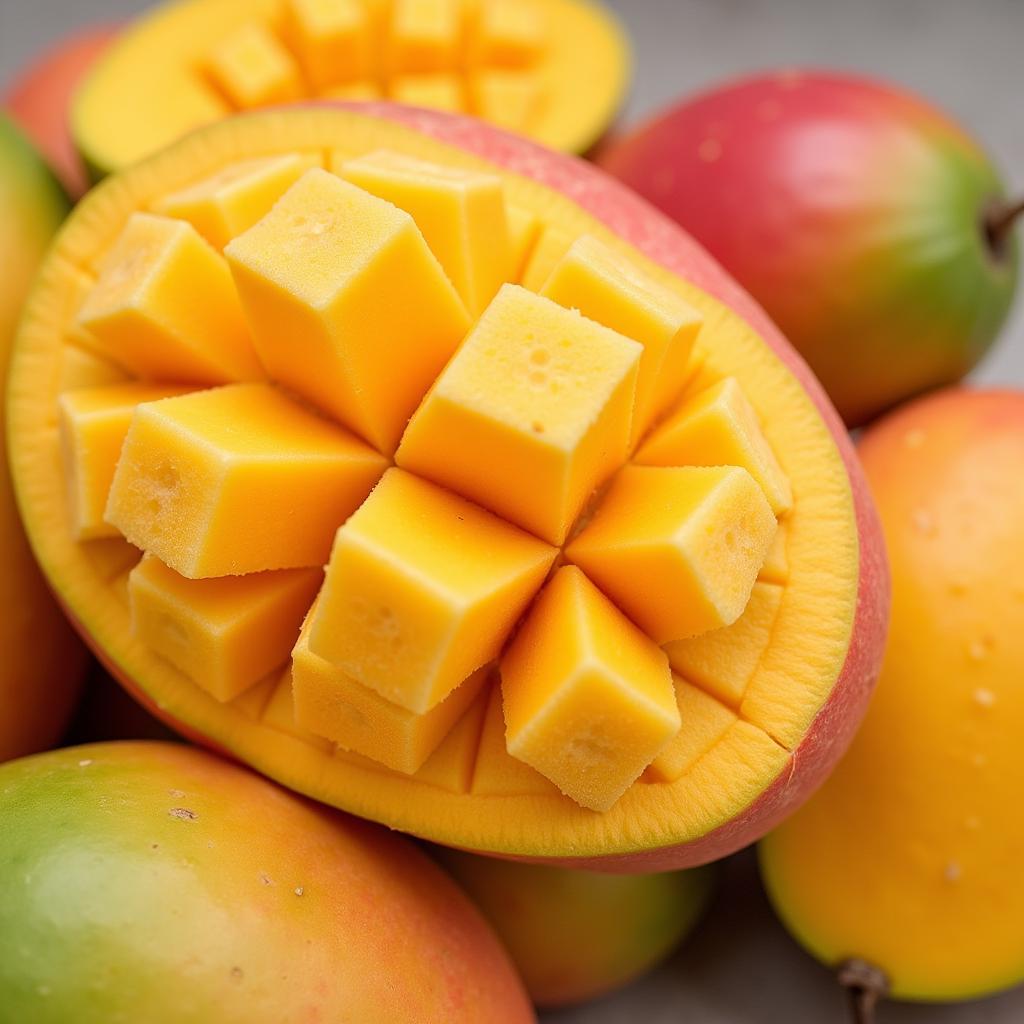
left=599, top=72, right=1019, bottom=427
left=0, top=741, right=536, bottom=1024
left=438, top=850, right=715, bottom=1008
left=3, top=26, right=119, bottom=197
left=0, top=116, right=87, bottom=763
left=760, top=389, right=1024, bottom=1002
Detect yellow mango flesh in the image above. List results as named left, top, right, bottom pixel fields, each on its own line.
left=760, top=392, right=1024, bottom=1001
left=397, top=284, right=641, bottom=545
left=637, top=376, right=794, bottom=515
left=540, top=234, right=703, bottom=443
left=10, top=109, right=861, bottom=855
left=78, top=213, right=263, bottom=383
left=309, top=468, right=556, bottom=713
left=337, top=150, right=509, bottom=315
left=129, top=554, right=322, bottom=702
left=293, top=603, right=490, bottom=774
left=58, top=383, right=193, bottom=539
left=502, top=567, right=679, bottom=812
left=225, top=168, right=469, bottom=454
left=566, top=466, right=778, bottom=643
left=106, top=383, right=386, bottom=577
left=155, top=154, right=320, bottom=251
left=73, top=0, right=628, bottom=176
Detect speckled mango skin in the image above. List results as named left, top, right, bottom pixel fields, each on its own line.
left=438, top=849, right=715, bottom=1008
left=760, top=389, right=1024, bottom=1002
left=0, top=115, right=86, bottom=763
left=0, top=741, right=535, bottom=1024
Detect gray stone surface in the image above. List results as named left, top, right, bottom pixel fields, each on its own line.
left=1, top=2, right=1021, bottom=1021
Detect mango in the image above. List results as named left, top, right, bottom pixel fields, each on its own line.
left=761, top=389, right=1024, bottom=1009
left=0, top=742, right=534, bottom=1022
left=439, top=849, right=716, bottom=1007
left=7, top=105, right=888, bottom=869
left=0, top=116, right=87, bottom=762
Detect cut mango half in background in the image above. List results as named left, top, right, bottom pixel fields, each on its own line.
left=72, top=0, right=630, bottom=181
left=8, top=107, right=885, bottom=869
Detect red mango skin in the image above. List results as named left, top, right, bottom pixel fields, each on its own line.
left=4, top=26, right=119, bottom=198
left=59, top=106, right=889, bottom=872
left=598, top=71, right=1019, bottom=427
left=437, top=849, right=716, bottom=1008
left=0, top=116, right=87, bottom=763
left=0, top=742, right=536, bottom=1024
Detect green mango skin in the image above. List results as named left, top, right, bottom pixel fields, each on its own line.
left=600, top=72, right=1020, bottom=427
left=438, top=849, right=716, bottom=1008
left=0, top=742, right=536, bottom=1024
left=0, top=115, right=87, bottom=763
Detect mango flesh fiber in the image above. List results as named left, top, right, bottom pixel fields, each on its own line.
left=8, top=109, right=862, bottom=858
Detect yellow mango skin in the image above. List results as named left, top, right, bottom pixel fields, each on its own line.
left=761, top=389, right=1024, bottom=1002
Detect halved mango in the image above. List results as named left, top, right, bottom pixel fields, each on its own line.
left=8, top=107, right=886, bottom=869
left=72, top=0, right=630, bottom=182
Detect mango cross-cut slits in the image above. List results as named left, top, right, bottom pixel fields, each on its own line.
left=637, top=376, right=794, bottom=515
left=389, top=0, right=464, bottom=74
left=471, top=70, right=545, bottom=133
left=205, top=23, right=305, bottom=110
left=539, top=234, right=704, bottom=443
left=283, top=0, right=373, bottom=90
left=154, top=154, right=321, bottom=251
left=128, top=555, right=323, bottom=703
left=292, top=604, right=490, bottom=774
left=77, top=213, right=264, bottom=384
left=397, top=284, right=642, bottom=545
left=501, top=566, right=681, bottom=812
left=566, top=465, right=778, bottom=644
left=58, top=383, right=194, bottom=540
left=469, top=0, right=546, bottom=68
left=390, top=74, right=466, bottom=113
left=105, top=383, right=387, bottom=579
left=337, top=150, right=510, bottom=316
left=308, top=468, right=557, bottom=714
left=225, top=168, right=470, bottom=454
left=45, top=130, right=800, bottom=817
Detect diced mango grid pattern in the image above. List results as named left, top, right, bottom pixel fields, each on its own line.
left=58, top=149, right=793, bottom=812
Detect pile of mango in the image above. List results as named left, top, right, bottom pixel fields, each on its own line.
left=1, top=4, right=1020, bottom=1022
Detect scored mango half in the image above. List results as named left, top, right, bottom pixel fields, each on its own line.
left=72, top=0, right=629, bottom=180
left=9, top=107, right=886, bottom=869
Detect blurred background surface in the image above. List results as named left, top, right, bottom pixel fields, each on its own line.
left=1, top=1, right=1022, bottom=1020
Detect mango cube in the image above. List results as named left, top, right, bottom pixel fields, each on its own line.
left=469, top=0, right=546, bottom=67
left=59, top=383, right=193, bottom=540
left=338, top=149, right=509, bottom=314
left=506, top=205, right=542, bottom=282
left=645, top=676, right=738, bottom=784
left=471, top=70, right=543, bottom=133
left=519, top=223, right=574, bottom=290
left=665, top=581, right=784, bottom=707
left=540, top=235, right=703, bottom=441
left=389, top=74, right=465, bottom=112
left=128, top=555, right=322, bottom=702
left=388, top=0, right=463, bottom=73
left=78, top=213, right=263, bottom=383
left=284, top=0, right=372, bottom=89
left=637, top=377, right=794, bottom=515
left=501, top=566, right=680, bottom=812
left=205, top=24, right=304, bottom=109
left=225, top=169, right=469, bottom=453
left=308, top=468, right=556, bottom=713
left=293, top=605, right=490, bottom=773
left=397, top=284, right=641, bottom=544
left=759, top=522, right=790, bottom=584
left=566, top=465, right=777, bottom=643
left=320, top=80, right=381, bottom=101
left=155, top=154, right=320, bottom=250
left=106, top=384, right=386, bottom=578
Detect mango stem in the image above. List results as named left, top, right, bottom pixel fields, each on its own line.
left=837, top=959, right=889, bottom=1024
left=985, top=196, right=1024, bottom=260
